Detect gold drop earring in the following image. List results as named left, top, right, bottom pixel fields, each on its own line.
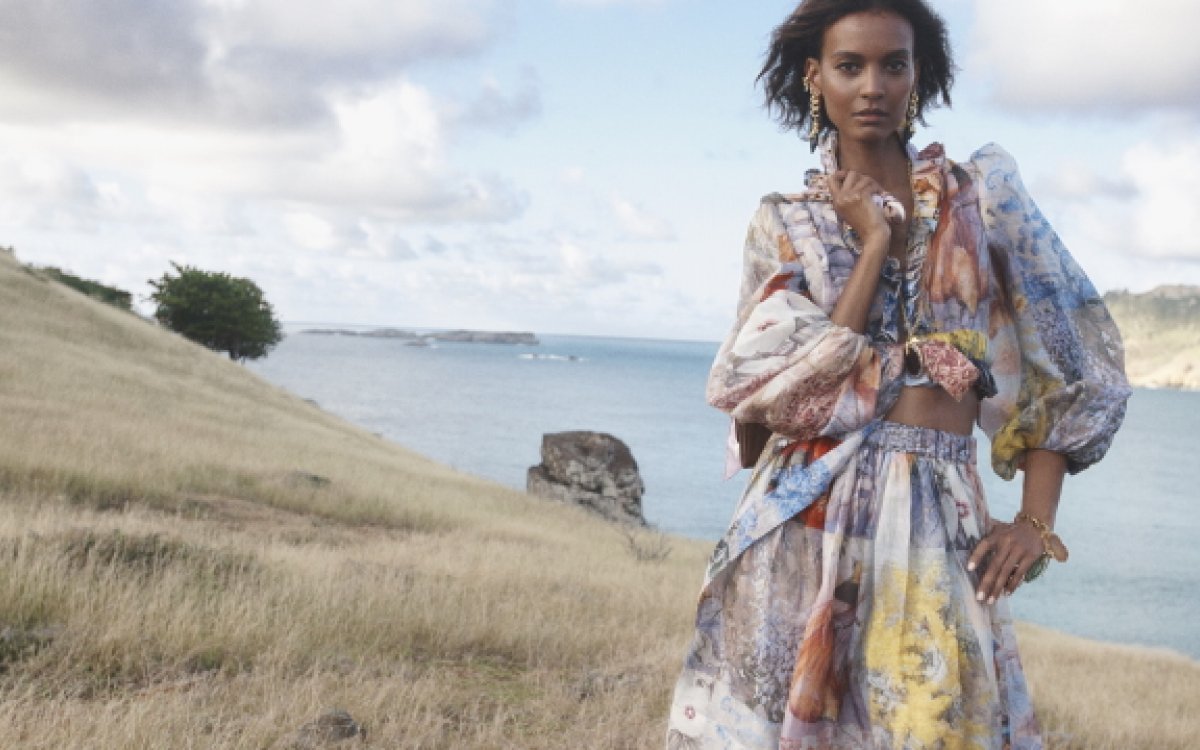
left=902, top=90, right=919, bottom=140
left=806, top=83, right=822, bottom=147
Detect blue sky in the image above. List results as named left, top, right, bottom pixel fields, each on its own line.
left=2, top=0, right=1197, bottom=341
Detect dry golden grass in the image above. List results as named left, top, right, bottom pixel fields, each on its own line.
left=0, top=248, right=1196, bottom=749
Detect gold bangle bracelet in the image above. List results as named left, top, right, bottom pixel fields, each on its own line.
left=1015, top=511, right=1069, bottom=564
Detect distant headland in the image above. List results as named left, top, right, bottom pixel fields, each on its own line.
left=300, top=327, right=539, bottom=346
left=1105, top=285, right=1200, bottom=390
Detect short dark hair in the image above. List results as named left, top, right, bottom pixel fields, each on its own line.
left=759, top=0, right=955, bottom=144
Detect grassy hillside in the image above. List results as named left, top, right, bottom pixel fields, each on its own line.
left=0, top=247, right=1196, bottom=748
left=1106, top=286, right=1200, bottom=389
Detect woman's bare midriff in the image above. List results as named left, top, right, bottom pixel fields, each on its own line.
left=883, top=386, right=979, bottom=436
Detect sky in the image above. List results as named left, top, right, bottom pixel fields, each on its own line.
left=2, top=0, right=1199, bottom=342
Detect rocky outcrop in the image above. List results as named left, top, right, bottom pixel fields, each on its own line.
left=527, top=432, right=646, bottom=526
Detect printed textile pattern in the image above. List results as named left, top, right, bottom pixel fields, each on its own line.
left=670, top=134, right=1132, bottom=749
left=706, top=133, right=1131, bottom=487
left=668, top=423, right=1040, bottom=750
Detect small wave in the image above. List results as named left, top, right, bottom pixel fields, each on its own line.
left=518, top=353, right=584, bottom=362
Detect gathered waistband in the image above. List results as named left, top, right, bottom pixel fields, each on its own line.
left=865, top=421, right=976, bottom=464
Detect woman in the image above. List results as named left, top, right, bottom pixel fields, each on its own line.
left=666, top=1, right=1131, bottom=748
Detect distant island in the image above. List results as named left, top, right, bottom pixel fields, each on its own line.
left=1105, top=285, right=1200, bottom=390
left=301, top=327, right=539, bottom=346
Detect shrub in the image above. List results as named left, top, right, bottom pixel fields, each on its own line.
left=148, top=262, right=283, bottom=361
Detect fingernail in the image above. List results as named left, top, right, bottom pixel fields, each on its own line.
left=975, top=591, right=984, bottom=602
left=987, top=596, right=995, bottom=605
left=967, top=561, right=976, bottom=572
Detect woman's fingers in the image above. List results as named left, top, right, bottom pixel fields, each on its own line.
left=828, top=170, right=888, bottom=242
left=971, top=522, right=1044, bottom=603
left=968, top=517, right=1007, bottom=572
left=1004, top=555, right=1033, bottom=595
left=967, top=534, right=993, bottom=575
left=978, top=544, right=1021, bottom=604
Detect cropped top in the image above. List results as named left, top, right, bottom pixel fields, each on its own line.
left=708, top=132, right=1132, bottom=482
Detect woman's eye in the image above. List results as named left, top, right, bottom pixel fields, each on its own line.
left=836, top=62, right=860, bottom=73
left=886, top=60, right=909, bottom=73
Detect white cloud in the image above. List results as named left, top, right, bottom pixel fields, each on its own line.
left=0, top=0, right=535, bottom=236
left=611, top=194, right=676, bottom=241
left=1123, top=138, right=1200, bottom=261
left=0, top=77, right=529, bottom=252
left=560, top=241, right=659, bottom=286
left=1035, top=162, right=1135, bottom=203
left=358, top=221, right=418, bottom=261
left=225, top=80, right=531, bottom=223
left=208, top=0, right=498, bottom=62
left=283, top=212, right=337, bottom=251
left=0, top=0, right=208, bottom=121
left=1027, top=132, right=1200, bottom=300
left=0, top=155, right=102, bottom=231
left=971, top=0, right=1200, bottom=114
left=0, top=0, right=510, bottom=127
left=444, top=72, right=542, bottom=136
left=144, top=186, right=254, bottom=238
left=560, top=166, right=586, bottom=185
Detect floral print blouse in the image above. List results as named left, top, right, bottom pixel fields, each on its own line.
left=705, top=133, right=1131, bottom=565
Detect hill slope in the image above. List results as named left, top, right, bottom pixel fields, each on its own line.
left=0, top=248, right=1196, bottom=749
left=1106, top=286, right=1200, bottom=389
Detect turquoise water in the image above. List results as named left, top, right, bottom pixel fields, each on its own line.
left=249, top=329, right=1200, bottom=659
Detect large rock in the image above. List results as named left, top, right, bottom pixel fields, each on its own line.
left=527, top=431, right=646, bottom=525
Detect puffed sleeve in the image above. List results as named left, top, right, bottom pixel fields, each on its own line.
left=706, top=196, right=898, bottom=441
left=973, top=144, right=1132, bottom=480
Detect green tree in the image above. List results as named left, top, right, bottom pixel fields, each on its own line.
left=148, top=262, right=283, bottom=362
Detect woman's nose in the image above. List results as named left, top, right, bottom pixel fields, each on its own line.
left=861, top=68, right=885, bottom=99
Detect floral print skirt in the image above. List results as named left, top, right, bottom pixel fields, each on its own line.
left=667, top=422, right=1042, bottom=750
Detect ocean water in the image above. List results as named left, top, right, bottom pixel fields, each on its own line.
left=248, top=329, right=1200, bottom=659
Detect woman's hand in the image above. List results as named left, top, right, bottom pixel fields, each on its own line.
left=828, top=170, right=892, bottom=249
left=967, top=517, right=1045, bottom=604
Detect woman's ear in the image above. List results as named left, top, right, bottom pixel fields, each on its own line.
left=804, top=57, right=820, bottom=93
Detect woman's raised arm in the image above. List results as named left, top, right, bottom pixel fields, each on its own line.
left=706, top=196, right=902, bottom=441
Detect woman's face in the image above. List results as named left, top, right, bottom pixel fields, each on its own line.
left=805, top=11, right=917, bottom=146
